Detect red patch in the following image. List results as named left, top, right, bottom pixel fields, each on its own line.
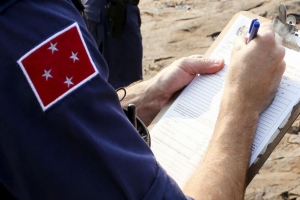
left=18, top=23, right=98, bottom=111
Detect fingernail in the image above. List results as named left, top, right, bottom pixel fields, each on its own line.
left=214, top=59, right=223, bottom=65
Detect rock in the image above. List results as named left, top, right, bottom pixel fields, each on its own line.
left=289, top=134, right=300, bottom=143
left=288, top=120, right=300, bottom=134
left=289, top=185, right=300, bottom=196
left=140, top=0, right=300, bottom=80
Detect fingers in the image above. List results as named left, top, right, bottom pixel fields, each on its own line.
left=197, top=58, right=224, bottom=74
left=258, top=23, right=285, bottom=69
left=279, top=59, right=286, bottom=76
left=257, top=22, right=284, bottom=50
left=259, top=21, right=274, bottom=33
left=178, top=56, right=224, bottom=75
left=188, top=55, right=204, bottom=59
left=274, top=32, right=283, bottom=44
left=242, top=22, right=278, bottom=47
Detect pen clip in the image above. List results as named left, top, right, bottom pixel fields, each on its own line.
left=248, top=18, right=258, bottom=34
left=247, top=20, right=260, bottom=43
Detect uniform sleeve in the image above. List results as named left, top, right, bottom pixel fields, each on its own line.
left=142, top=164, right=191, bottom=200
left=0, top=0, right=192, bottom=199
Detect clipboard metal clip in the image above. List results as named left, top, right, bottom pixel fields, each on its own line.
left=272, top=3, right=300, bottom=51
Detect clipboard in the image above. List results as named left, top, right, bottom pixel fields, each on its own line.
left=148, top=5, right=300, bottom=185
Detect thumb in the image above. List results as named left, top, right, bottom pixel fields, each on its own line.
left=181, top=57, right=224, bottom=75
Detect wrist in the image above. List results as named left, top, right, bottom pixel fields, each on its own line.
left=119, top=77, right=170, bottom=126
left=137, top=77, right=171, bottom=125
left=213, top=98, right=260, bottom=151
left=221, top=86, right=261, bottom=119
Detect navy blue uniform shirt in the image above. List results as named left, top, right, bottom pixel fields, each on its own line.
left=82, top=0, right=143, bottom=89
left=0, top=0, right=188, bottom=199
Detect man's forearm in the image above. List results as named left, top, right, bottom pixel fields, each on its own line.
left=183, top=99, right=259, bottom=200
left=183, top=23, right=286, bottom=200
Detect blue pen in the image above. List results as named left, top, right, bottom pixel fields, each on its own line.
left=247, top=20, right=260, bottom=43
left=248, top=18, right=258, bottom=34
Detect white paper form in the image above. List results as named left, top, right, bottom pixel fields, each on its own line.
left=150, top=14, right=300, bottom=188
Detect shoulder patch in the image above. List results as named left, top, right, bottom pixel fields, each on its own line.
left=18, top=23, right=98, bottom=111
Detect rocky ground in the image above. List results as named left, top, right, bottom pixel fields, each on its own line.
left=138, top=0, right=300, bottom=199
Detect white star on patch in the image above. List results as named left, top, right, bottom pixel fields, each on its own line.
left=64, top=76, right=74, bottom=87
left=70, top=52, right=79, bottom=63
left=42, top=69, right=53, bottom=81
left=48, top=42, right=58, bottom=54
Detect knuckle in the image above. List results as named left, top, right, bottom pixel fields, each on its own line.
left=201, top=58, right=211, bottom=64
left=173, top=57, right=190, bottom=68
left=263, top=30, right=276, bottom=44
left=173, top=57, right=185, bottom=64
left=274, top=45, right=285, bottom=63
left=179, top=57, right=189, bottom=62
left=281, top=60, right=286, bottom=73
left=279, top=46, right=285, bottom=60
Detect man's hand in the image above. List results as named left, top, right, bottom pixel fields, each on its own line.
left=223, top=22, right=286, bottom=117
left=152, top=55, right=224, bottom=102
left=119, top=56, right=224, bottom=126
left=183, top=22, right=286, bottom=200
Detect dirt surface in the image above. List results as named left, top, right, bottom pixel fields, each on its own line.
left=139, top=1, right=300, bottom=199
